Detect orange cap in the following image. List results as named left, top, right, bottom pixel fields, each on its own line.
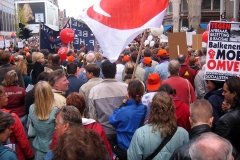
left=158, top=49, right=169, bottom=57
left=146, top=73, right=161, bottom=92
left=26, top=53, right=31, bottom=57
left=24, top=47, right=29, bottom=52
left=122, top=56, right=131, bottom=63
left=143, top=57, right=152, bottom=65
left=67, top=55, right=74, bottom=62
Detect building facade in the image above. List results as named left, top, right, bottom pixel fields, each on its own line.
left=163, top=0, right=240, bottom=32
left=0, top=0, right=15, bottom=36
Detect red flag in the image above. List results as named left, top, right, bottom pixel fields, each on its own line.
left=80, top=0, right=169, bottom=62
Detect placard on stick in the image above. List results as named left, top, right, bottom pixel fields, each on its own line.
left=168, top=32, right=188, bottom=59
left=197, top=28, right=205, bottom=34
left=192, top=34, right=202, bottom=50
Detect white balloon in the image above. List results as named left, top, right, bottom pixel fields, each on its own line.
left=147, top=35, right=153, bottom=41
left=150, top=40, right=155, bottom=47
left=151, top=25, right=164, bottom=36
left=144, top=40, right=150, bottom=46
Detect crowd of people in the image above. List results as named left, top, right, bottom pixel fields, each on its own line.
left=0, top=39, right=239, bottom=160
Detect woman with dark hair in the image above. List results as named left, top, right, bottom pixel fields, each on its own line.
left=204, top=80, right=224, bottom=127
left=158, top=84, right=191, bottom=132
left=109, top=80, right=147, bottom=159
left=128, top=92, right=188, bottom=160
left=52, top=126, right=108, bottom=160
left=0, top=85, right=34, bottom=160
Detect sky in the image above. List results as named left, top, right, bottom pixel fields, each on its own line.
left=58, top=0, right=98, bottom=18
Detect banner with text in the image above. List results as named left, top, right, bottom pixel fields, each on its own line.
left=205, top=21, right=240, bottom=81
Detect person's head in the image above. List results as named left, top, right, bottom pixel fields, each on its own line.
left=67, top=50, right=74, bottom=57
left=189, top=133, right=233, bottom=160
left=124, top=62, right=134, bottom=75
left=40, top=49, right=49, bottom=59
left=84, top=63, right=100, bottom=79
left=143, top=57, right=152, bottom=67
left=223, top=77, right=240, bottom=107
left=37, top=72, right=50, bottom=82
left=16, top=60, right=27, bottom=75
left=95, top=52, right=103, bottom=62
left=34, top=81, right=55, bottom=120
left=2, top=70, right=18, bottom=86
left=157, top=49, right=169, bottom=61
left=32, top=52, right=44, bottom=64
left=52, top=54, right=60, bottom=65
left=122, top=56, right=131, bottom=63
left=0, top=85, right=8, bottom=107
left=158, top=84, right=176, bottom=96
left=52, top=126, right=108, bottom=160
left=54, top=105, right=82, bottom=138
left=143, top=48, right=152, bottom=57
left=199, top=56, right=206, bottom=68
left=152, top=48, right=159, bottom=59
left=201, top=47, right=207, bottom=56
left=168, top=59, right=181, bottom=76
left=189, top=99, right=213, bottom=128
left=128, top=80, right=144, bottom=105
left=130, top=51, right=138, bottom=63
left=129, top=46, right=137, bottom=53
left=80, top=44, right=85, bottom=50
left=66, top=62, right=77, bottom=75
left=189, top=56, right=196, bottom=66
left=178, top=54, right=186, bottom=65
left=148, top=92, right=177, bottom=137
left=0, top=111, right=15, bottom=143
left=66, top=93, right=86, bottom=116
left=86, top=52, right=96, bottom=64
left=26, top=55, right=33, bottom=63
left=49, top=69, right=69, bottom=91
left=154, top=41, right=160, bottom=48
left=206, top=80, right=224, bottom=91
left=0, top=50, right=10, bottom=64
left=101, top=60, right=116, bottom=79
left=146, top=73, right=161, bottom=92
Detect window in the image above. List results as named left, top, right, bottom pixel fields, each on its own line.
left=202, top=0, right=211, bottom=10
left=182, top=0, right=188, bottom=11
left=166, top=2, right=173, bottom=14
left=182, top=18, right=189, bottom=28
left=213, top=0, right=220, bottom=10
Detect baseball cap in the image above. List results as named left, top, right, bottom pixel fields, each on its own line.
left=67, top=55, right=74, bottom=62
left=158, top=49, right=169, bottom=57
left=146, top=73, right=161, bottom=92
left=143, top=57, right=152, bottom=65
left=122, top=55, right=131, bottom=63
left=24, top=47, right=29, bottom=52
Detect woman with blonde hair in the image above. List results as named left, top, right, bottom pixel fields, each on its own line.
left=16, top=60, right=32, bottom=88
left=2, top=70, right=27, bottom=127
left=31, top=52, right=44, bottom=85
left=27, top=81, right=58, bottom=159
left=128, top=92, right=189, bottom=160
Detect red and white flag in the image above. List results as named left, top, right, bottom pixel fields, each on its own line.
left=79, top=0, right=169, bottom=62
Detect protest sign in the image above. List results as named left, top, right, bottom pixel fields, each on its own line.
left=168, top=32, right=188, bottom=59
left=0, top=36, right=4, bottom=48
left=186, top=31, right=196, bottom=45
left=205, top=22, right=240, bottom=81
left=197, top=28, right=205, bottom=34
left=18, top=42, right=23, bottom=48
left=5, top=40, right=10, bottom=48
left=192, top=34, right=202, bottom=50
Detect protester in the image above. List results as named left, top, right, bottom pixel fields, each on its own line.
left=47, top=54, right=62, bottom=71
left=139, top=48, right=158, bottom=68
left=31, top=52, right=45, bottom=85
left=142, top=57, right=155, bottom=83
left=0, top=50, right=25, bottom=88
left=52, top=126, right=108, bottom=160
left=145, top=73, right=161, bottom=93
left=79, top=64, right=103, bottom=118
left=95, top=52, right=103, bottom=68
left=129, top=51, right=145, bottom=82
left=214, top=76, right=240, bottom=153
left=162, top=60, right=196, bottom=107
left=27, top=81, right=58, bottom=159
left=48, top=69, right=69, bottom=108
left=188, top=56, right=199, bottom=72
left=159, top=84, right=191, bottom=132
left=65, top=62, right=84, bottom=97
left=154, top=49, right=170, bottom=81
left=109, top=80, right=147, bottom=159
left=123, top=63, right=135, bottom=84
left=189, top=133, right=233, bottom=160
left=3, top=70, right=27, bottom=126
left=115, top=56, right=125, bottom=82
left=0, top=85, right=34, bottom=160
left=128, top=92, right=188, bottom=160
left=89, top=60, right=128, bottom=148
left=0, top=111, right=17, bottom=160
left=16, top=60, right=32, bottom=88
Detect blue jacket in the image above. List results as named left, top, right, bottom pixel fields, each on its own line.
left=0, top=145, right=18, bottom=160
left=154, top=61, right=169, bottom=81
left=144, top=66, right=154, bottom=83
left=66, top=75, right=85, bottom=97
left=109, top=100, right=147, bottom=150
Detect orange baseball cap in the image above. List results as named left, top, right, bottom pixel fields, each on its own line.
left=158, top=49, right=169, bottom=57
left=24, top=47, right=29, bottom=52
left=143, top=57, right=152, bottom=65
left=67, top=55, right=75, bottom=62
left=146, top=73, right=161, bottom=92
left=122, top=56, right=131, bottom=63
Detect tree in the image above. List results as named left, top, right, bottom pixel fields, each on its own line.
left=15, top=7, right=27, bottom=37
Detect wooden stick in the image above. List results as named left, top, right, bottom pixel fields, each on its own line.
left=39, top=22, right=41, bottom=50
left=177, top=45, right=180, bottom=55
left=131, top=30, right=147, bottom=80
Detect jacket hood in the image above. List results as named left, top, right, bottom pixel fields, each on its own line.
left=82, top=118, right=96, bottom=125
left=204, top=88, right=223, bottom=99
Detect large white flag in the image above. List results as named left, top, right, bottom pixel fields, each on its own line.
left=79, top=0, right=169, bottom=62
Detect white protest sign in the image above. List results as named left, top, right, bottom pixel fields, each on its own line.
left=18, top=42, right=23, bottom=48
left=205, top=22, right=240, bottom=81
left=5, top=40, right=10, bottom=47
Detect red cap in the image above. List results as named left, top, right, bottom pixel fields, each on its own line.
left=24, top=47, right=29, bottom=52
left=122, top=56, right=131, bottom=63
left=143, top=57, right=152, bottom=65
left=146, top=73, right=161, bottom=92
left=158, top=49, right=169, bottom=57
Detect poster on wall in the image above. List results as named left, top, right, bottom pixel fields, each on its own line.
left=204, top=21, right=240, bottom=81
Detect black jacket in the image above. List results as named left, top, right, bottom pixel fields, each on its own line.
left=31, top=62, right=44, bottom=85
left=214, top=107, right=240, bottom=153
left=170, top=124, right=211, bottom=160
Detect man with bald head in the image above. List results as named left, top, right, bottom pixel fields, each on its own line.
left=162, top=60, right=196, bottom=107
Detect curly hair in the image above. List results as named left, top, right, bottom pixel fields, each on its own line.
left=148, top=92, right=177, bottom=138
left=0, top=110, right=15, bottom=133
left=2, top=70, right=18, bottom=86
left=52, top=126, right=108, bottom=160
left=16, top=60, right=27, bottom=75
left=66, top=93, right=86, bottom=116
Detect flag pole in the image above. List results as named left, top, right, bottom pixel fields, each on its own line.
left=131, top=29, right=147, bottom=80
left=39, top=22, right=41, bottom=50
